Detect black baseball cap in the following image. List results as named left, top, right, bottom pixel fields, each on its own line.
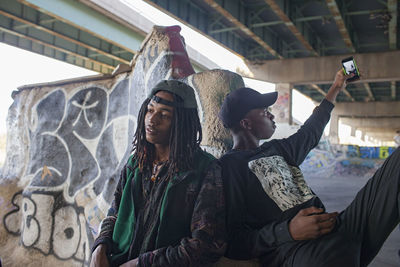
left=219, top=87, right=278, bottom=128
left=149, top=80, right=197, bottom=109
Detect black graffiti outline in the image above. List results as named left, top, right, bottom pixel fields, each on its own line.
left=3, top=190, right=23, bottom=236
left=20, top=195, right=41, bottom=249
left=3, top=190, right=90, bottom=265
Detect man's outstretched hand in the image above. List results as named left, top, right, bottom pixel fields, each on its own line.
left=325, top=69, right=358, bottom=103
left=289, top=207, right=338, bottom=240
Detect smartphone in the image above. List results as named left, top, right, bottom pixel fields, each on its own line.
left=341, top=56, right=360, bottom=82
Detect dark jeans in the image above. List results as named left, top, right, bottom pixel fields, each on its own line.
left=285, top=147, right=400, bottom=267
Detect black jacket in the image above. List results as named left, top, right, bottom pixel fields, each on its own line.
left=220, top=99, right=334, bottom=265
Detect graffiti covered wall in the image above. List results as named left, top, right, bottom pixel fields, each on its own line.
left=301, top=139, right=395, bottom=178
left=345, top=145, right=396, bottom=159
left=0, top=25, right=243, bottom=266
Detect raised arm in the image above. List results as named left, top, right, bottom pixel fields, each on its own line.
left=272, top=70, right=353, bottom=165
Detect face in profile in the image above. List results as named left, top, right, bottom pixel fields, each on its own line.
left=145, top=91, right=174, bottom=146
left=244, top=107, right=276, bottom=140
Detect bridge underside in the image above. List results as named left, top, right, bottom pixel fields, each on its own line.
left=0, top=0, right=143, bottom=74
left=1, top=0, right=399, bottom=144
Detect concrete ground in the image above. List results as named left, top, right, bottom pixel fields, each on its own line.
left=305, top=172, right=400, bottom=267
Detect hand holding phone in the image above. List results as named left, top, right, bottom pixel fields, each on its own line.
left=342, top=56, right=360, bottom=82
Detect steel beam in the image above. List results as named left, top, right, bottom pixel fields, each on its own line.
left=209, top=26, right=239, bottom=34
left=325, top=0, right=355, bottom=52
left=342, top=88, right=355, bottom=102
left=251, top=9, right=389, bottom=25
left=363, top=83, right=375, bottom=101
left=20, top=0, right=141, bottom=53
left=251, top=20, right=285, bottom=28
left=0, top=9, right=130, bottom=64
left=391, top=81, right=396, bottom=100
left=0, top=25, right=114, bottom=73
left=346, top=8, right=388, bottom=16
left=203, top=0, right=283, bottom=59
left=309, top=84, right=327, bottom=96
left=210, top=20, right=286, bottom=32
left=263, top=0, right=318, bottom=56
left=388, top=0, right=397, bottom=50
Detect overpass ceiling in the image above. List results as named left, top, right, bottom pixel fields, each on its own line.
left=145, top=0, right=399, bottom=103
left=0, top=0, right=138, bottom=74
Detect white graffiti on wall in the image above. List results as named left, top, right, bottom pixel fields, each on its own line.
left=1, top=25, right=231, bottom=266
left=4, top=191, right=90, bottom=262
left=4, top=76, right=137, bottom=264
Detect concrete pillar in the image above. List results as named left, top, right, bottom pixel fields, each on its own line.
left=350, top=127, right=356, bottom=137
left=329, top=114, right=339, bottom=144
left=272, top=83, right=292, bottom=124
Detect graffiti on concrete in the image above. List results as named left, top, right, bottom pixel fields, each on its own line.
left=346, top=145, right=396, bottom=159
left=4, top=191, right=91, bottom=263
left=2, top=77, right=136, bottom=264
left=0, top=25, right=243, bottom=266
left=24, top=80, right=136, bottom=202
left=300, top=148, right=336, bottom=177
left=301, top=139, right=393, bottom=178
left=274, top=92, right=290, bottom=122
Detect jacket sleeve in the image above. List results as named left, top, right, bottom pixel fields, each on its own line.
left=138, top=162, right=226, bottom=266
left=222, top=158, right=293, bottom=260
left=91, top=164, right=127, bottom=254
left=271, top=99, right=334, bottom=166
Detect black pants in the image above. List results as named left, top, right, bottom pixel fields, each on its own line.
left=286, top=147, right=400, bottom=267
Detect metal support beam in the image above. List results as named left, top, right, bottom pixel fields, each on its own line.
left=20, top=0, right=142, bottom=53
left=296, top=15, right=332, bottom=23
left=0, top=25, right=115, bottom=73
left=363, top=83, right=375, bottom=101
left=251, top=20, right=285, bottom=28
left=263, top=0, right=318, bottom=56
left=309, top=84, right=327, bottom=96
left=209, top=26, right=239, bottom=34
left=346, top=9, right=388, bottom=16
left=203, top=0, right=283, bottom=59
left=342, top=88, right=355, bottom=102
left=325, top=0, right=355, bottom=52
left=388, top=0, right=398, bottom=50
left=391, top=81, right=396, bottom=100
left=0, top=9, right=130, bottom=64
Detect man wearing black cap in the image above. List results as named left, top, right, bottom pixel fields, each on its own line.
left=90, top=80, right=226, bottom=267
left=218, top=70, right=400, bottom=266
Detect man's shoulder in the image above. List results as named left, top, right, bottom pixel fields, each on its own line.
left=219, top=149, right=257, bottom=173
left=220, top=142, right=276, bottom=163
left=220, top=149, right=247, bottom=162
left=192, top=149, right=218, bottom=173
left=196, top=149, right=216, bottom=161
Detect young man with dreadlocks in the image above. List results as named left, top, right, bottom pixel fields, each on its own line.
left=90, top=80, right=226, bottom=267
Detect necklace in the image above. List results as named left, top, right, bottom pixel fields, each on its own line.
left=150, top=161, right=165, bottom=182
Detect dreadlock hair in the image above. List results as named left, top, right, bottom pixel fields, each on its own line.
left=131, top=92, right=202, bottom=178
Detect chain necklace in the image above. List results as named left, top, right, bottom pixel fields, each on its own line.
left=150, top=161, right=165, bottom=182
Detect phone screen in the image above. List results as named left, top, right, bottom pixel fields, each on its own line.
left=341, top=56, right=360, bottom=82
